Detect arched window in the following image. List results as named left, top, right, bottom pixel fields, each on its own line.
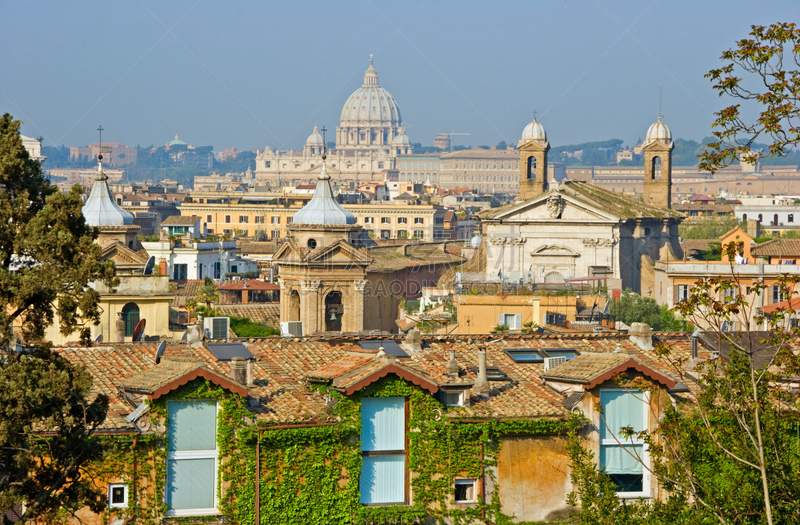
left=290, top=291, right=300, bottom=322
left=527, top=156, right=537, bottom=179
left=651, top=156, right=661, bottom=179
left=121, top=303, right=140, bottom=338
left=743, top=213, right=747, bottom=221
left=758, top=214, right=763, bottom=223
left=774, top=214, right=779, bottom=225
left=789, top=214, right=794, bottom=223
left=325, top=291, right=343, bottom=332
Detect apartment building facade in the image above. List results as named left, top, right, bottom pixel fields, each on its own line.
left=178, top=202, right=453, bottom=241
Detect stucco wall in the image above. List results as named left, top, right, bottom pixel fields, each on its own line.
left=496, top=435, right=573, bottom=522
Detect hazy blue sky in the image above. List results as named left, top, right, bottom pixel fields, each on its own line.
left=2, top=1, right=797, bottom=152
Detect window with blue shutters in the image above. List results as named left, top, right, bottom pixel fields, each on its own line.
left=359, top=397, right=406, bottom=505
left=599, top=390, right=649, bottom=497
left=166, top=400, right=218, bottom=516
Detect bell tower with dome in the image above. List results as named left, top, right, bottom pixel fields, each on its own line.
left=336, top=56, right=404, bottom=155
left=517, top=115, right=550, bottom=200
left=642, top=116, right=674, bottom=209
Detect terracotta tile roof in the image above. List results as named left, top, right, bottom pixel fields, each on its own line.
left=681, top=239, right=717, bottom=260
left=121, top=356, right=248, bottom=399
left=171, top=280, right=205, bottom=307
left=752, top=239, right=800, bottom=257
left=162, top=215, right=199, bottom=226
left=54, top=333, right=705, bottom=431
left=759, top=296, right=800, bottom=314
left=216, top=304, right=280, bottom=326
left=367, top=244, right=465, bottom=272
left=688, top=194, right=714, bottom=202
left=238, top=241, right=281, bottom=255
left=217, top=279, right=279, bottom=291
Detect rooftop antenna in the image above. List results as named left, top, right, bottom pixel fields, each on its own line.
left=658, top=86, right=663, bottom=120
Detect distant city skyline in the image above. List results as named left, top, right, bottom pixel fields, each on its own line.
left=2, top=1, right=797, bottom=152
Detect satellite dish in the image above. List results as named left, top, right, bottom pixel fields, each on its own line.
left=132, top=319, right=146, bottom=342
left=155, top=340, right=166, bottom=364
left=94, top=334, right=103, bottom=342
left=143, top=256, right=156, bottom=275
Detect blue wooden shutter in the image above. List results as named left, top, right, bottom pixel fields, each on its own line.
left=360, top=397, right=405, bottom=451
left=167, top=401, right=217, bottom=451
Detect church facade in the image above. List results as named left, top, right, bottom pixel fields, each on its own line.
left=254, top=58, right=412, bottom=188
left=480, top=116, right=683, bottom=295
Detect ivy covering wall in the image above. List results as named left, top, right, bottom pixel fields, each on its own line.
left=91, top=377, right=571, bottom=525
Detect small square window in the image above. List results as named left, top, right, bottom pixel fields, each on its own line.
left=443, top=390, right=464, bottom=407
left=109, top=484, right=128, bottom=508
left=454, top=479, right=476, bottom=503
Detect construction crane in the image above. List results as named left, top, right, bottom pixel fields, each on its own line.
left=446, top=131, right=471, bottom=152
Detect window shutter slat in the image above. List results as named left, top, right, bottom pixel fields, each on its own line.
left=167, top=401, right=217, bottom=451
left=360, top=397, right=405, bottom=451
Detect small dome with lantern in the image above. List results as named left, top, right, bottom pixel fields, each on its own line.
left=644, top=116, right=672, bottom=145
left=519, top=116, right=547, bottom=146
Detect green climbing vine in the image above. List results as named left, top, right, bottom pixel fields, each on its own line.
left=86, top=376, right=573, bottom=525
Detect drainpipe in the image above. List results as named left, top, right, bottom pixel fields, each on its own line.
left=255, top=428, right=262, bottom=525
left=480, top=441, right=485, bottom=521
left=122, top=435, right=137, bottom=524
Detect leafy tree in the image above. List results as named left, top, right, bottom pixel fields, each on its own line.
left=679, top=217, right=742, bottom=239
left=229, top=316, right=279, bottom=337
left=496, top=140, right=508, bottom=150
left=659, top=304, right=693, bottom=332
left=0, top=114, right=117, bottom=346
left=0, top=114, right=115, bottom=523
left=700, top=23, right=800, bottom=172
left=609, top=289, right=662, bottom=329
left=521, top=321, right=539, bottom=334
left=490, top=323, right=510, bottom=334
left=195, top=276, right=219, bottom=309
left=568, top=244, right=800, bottom=525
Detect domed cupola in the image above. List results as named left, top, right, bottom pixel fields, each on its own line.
left=337, top=56, right=405, bottom=154
left=339, top=57, right=402, bottom=125
left=519, top=116, right=547, bottom=147
left=392, top=127, right=410, bottom=146
left=644, top=116, right=672, bottom=146
left=292, top=155, right=356, bottom=226
left=304, top=126, right=325, bottom=155
left=82, top=157, right=134, bottom=227
left=306, top=126, right=324, bottom=146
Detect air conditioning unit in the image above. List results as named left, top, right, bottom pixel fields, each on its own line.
left=280, top=321, right=304, bottom=337
left=544, top=356, right=567, bottom=372
left=203, top=317, right=230, bottom=340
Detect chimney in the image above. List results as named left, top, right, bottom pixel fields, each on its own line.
left=115, top=312, right=125, bottom=342
left=628, top=322, right=653, bottom=351
left=692, top=328, right=700, bottom=358
left=230, top=356, right=247, bottom=384
left=473, top=346, right=490, bottom=395
left=246, top=359, right=255, bottom=387
left=445, top=349, right=460, bottom=375
left=159, top=258, right=167, bottom=276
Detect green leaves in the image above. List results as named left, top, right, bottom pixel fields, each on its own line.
left=700, top=23, right=800, bottom=172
